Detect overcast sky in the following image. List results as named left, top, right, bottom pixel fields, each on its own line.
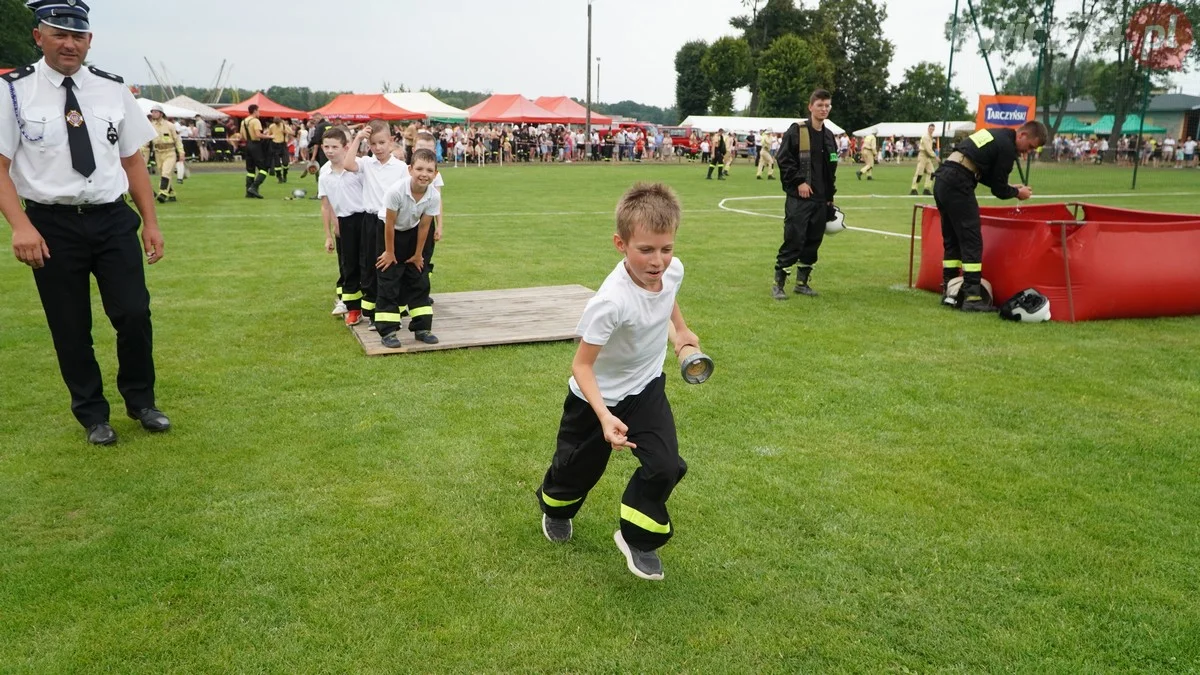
left=76, top=0, right=1198, bottom=119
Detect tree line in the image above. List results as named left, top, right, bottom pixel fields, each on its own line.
left=675, top=0, right=970, bottom=132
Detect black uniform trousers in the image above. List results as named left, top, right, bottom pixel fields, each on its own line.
left=932, top=163, right=983, bottom=284
left=537, top=375, right=687, bottom=552
left=374, top=227, right=433, bottom=338
left=25, top=200, right=156, bottom=428
left=775, top=194, right=827, bottom=271
left=245, top=140, right=269, bottom=184
left=359, top=216, right=383, bottom=319
left=270, top=141, right=288, bottom=175
left=336, top=213, right=365, bottom=311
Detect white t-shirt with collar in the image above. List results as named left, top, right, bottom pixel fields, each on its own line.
left=570, top=257, right=685, bottom=406
left=353, top=154, right=408, bottom=220
left=381, top=175, right=441, bottom=232
left=0, top=59, right=155, bottom=205
left=318, top=161, right=365, bottom=217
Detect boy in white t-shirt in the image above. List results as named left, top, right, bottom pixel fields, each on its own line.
left=374, top=149, right=441, bottom=348
left=318, top=126, right=369, bottom=326
left=536, top=182, right=700, bottom=581
left=345, top=120, right=409, bottom=327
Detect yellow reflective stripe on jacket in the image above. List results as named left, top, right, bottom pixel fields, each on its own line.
left=374, top=312, right=405, bottom=323
left=408, top=306, right=433, bottom=318
left=541, top=493, right=581, bottom=508
left=968, top=129, right=994, bottom=148
left=962, top=263, right=983, bottom=272
left=620, top=504, right=670, bottom=534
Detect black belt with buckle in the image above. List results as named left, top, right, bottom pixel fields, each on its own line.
left=25, top=197, right=125, bottom=214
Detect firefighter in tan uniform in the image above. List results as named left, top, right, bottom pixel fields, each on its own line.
left=857, top=132, right=876, bottom=180
left=149, top=105, right=184, bottom=202
left=756, top=130, right=777, bottom=180
left=722, top=130, right=737, bottom=175
left=910, top=124, right=940, bottom=195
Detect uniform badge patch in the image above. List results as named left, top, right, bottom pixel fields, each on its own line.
left=107, top=122, right=119, bottom=145
left=66, top=110, right=84, bottom=127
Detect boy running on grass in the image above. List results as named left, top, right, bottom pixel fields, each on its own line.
left=536, top=182, right=700, bottom=581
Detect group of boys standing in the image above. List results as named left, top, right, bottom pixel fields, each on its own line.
left=317, top=121, right=444, bottom=348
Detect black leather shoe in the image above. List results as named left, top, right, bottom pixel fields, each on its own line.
left=127, top=407, right=171, bottom=432
left=86, top=423, right=117, bottom=445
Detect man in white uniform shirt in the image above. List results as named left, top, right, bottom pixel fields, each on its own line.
left=0, top=0, right=170, bottom=445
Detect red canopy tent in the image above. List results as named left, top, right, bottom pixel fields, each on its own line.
left=218, top=92, right=309, bottom=119
left=466, top=94, right=567, bottom=124
left=310, top=94, right=424, bottom=121
left=533, top=96, right=612, bottom=125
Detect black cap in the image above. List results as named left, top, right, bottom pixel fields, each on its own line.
left=27, top=0, right=91, bottom=33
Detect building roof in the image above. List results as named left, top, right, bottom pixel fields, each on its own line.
left=1063, top=93, right=1200, bottom=114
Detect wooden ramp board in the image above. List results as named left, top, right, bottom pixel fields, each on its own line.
left=351, top=284, right=594, bottom=355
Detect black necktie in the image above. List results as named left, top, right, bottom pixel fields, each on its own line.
left=62, top=76, right=96, bottom=178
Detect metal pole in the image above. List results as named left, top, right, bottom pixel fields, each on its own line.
left=1131, top=66, right=1152, bottom=189
left=585, top=0, right=592, bottom=162
left=1020, top=0, right=1054, bottom=186
left=940, top=0, right=961, bottom=150
left=966, top=0, right=999, bottom=94
left=597, top=58, right=602, bottom=108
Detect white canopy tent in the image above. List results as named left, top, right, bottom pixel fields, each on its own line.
left=680, top=115, right=845, bottom=136
left=135, top=98, right=197, bottom=120
left=164, top=95, right=227, bottom=120
left=853, top=121, right=975, bottom=138
left=383, top=92, right=468, bottom=121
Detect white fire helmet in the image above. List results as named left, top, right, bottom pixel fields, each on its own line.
left=826, top=204, right=846, bottom=235
left=999, top=288, right=1052, bottom=322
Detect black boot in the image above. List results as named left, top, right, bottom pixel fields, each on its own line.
left=941, top=268, right=961, bottom=306
left=793, top=266, right=818, bottom=296
left=771, top=268, right=789, bottom=300
left=707, top=166, right=714, bottom=180
left=717, top=167, right=726, bottom=180
left=960, top=283, right=995, bottom=312
left=249, top=173, right=266, bottom=199
left=282, top=167, right=289, bottom=183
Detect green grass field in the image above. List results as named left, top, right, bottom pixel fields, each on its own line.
left=2, top=159, right=1198, bottom=672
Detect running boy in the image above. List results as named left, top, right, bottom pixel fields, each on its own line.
left=536, top=182, right=699, bottom=581
left=374, top=149, right=440, bottom=348
left=318, top=126, right=368, bottom=325
left=344, top=120, right=408, bottom=327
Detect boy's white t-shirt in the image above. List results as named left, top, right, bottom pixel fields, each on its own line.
left=570, top=257, right=685, bottom=406
left=381, top=176, right=442, bottom=232
left=318, top=161, right=365, bottom=217
left=354, top=154, right=409, bottom=220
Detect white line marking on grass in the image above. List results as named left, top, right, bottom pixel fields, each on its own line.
left=717, top=198, right=918, bottom=239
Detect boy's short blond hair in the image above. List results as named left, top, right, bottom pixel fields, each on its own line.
left=367, top=120, right=390, bottom=138
left=615, top=182, right=681, bottom=241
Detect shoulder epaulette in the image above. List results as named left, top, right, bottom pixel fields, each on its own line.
left=2, top=64, right=36, bottom=83
left=87, top=66, right=124, bottom=84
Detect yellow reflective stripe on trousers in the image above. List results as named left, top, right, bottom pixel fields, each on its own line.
left=408, top=306, right=433, bottom=318
left=361, top=300, right=376, bottom=311
left=943, top=260, right=962, bottom=268
left=541, top=493, right=581, bottom=508
left=962, top=263, right=983, bottom=272
left=968, top=128, right=994, bottom=148
left=336, top=286, right=343, bottom=295
left=374, top=312, right=405, bottom=323
left=620, top=504, right=670, bottom=534
left=341, top=291, right=363, bottom=301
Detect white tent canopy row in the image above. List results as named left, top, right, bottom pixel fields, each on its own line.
left=164, top=95, right=226, bottom=120
left=383, top=92, right=468, bottom=121
left=679, top=115, right=845, bottom=136
left=135, top=98, right=200, bottom=120
left=853, top=121, right=975, bottom=138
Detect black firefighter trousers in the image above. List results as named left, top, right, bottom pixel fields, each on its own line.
left=537, top=375, right=688, bottom=552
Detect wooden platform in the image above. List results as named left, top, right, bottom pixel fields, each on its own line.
left=350, top=284, right=594, bottom=355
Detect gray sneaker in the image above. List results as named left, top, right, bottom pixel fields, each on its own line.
left=613, top=530, right=664, bottom=580
left=542, top=514, right=572, bottom=543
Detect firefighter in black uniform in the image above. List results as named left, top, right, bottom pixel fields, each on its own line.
left=211, top=117, right=231, bottom=161
left=933, top=120, right=1048, bottom=311
left=772, top=89, right=838, bottom=300
left=1, top=0, right=171, bottom=445
left=239, top=104, right=271, bottom=198
left=706, top=129, right=727, bottom=180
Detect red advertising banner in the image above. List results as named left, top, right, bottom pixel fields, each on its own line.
left=975, top=95, right=1037, bottom=130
